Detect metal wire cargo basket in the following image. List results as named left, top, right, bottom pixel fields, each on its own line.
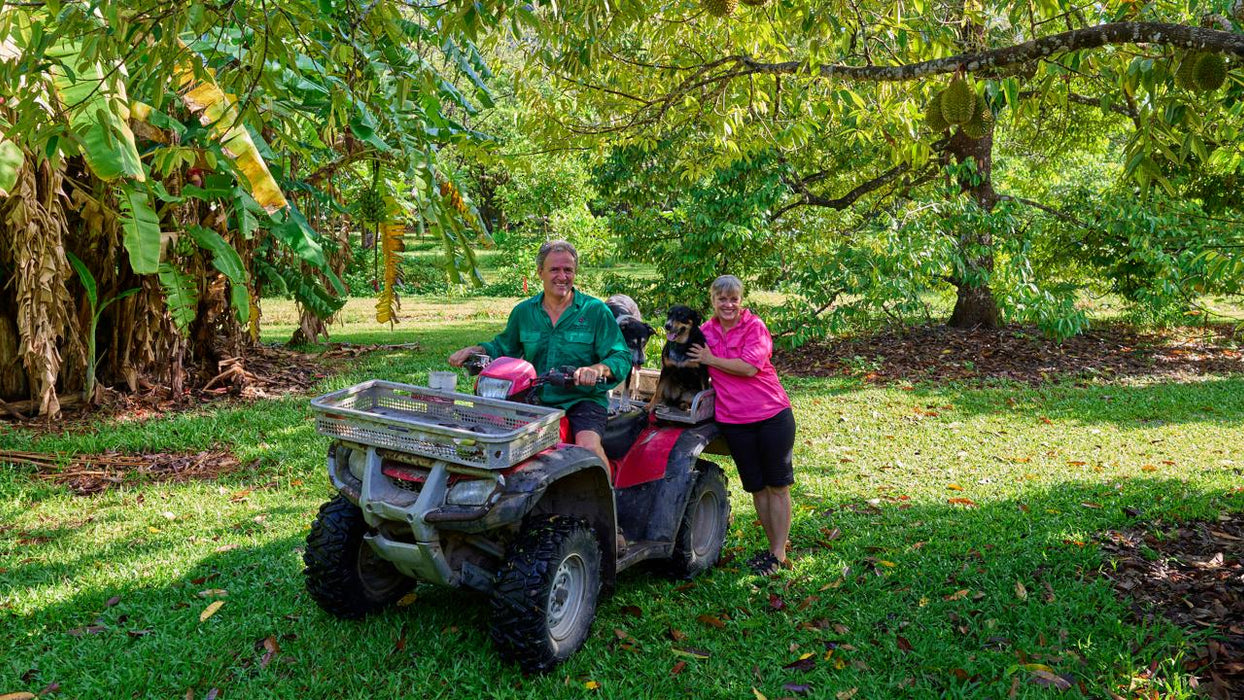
left=311, top=380, right=564, bottom=469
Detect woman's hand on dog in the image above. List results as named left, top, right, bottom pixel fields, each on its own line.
left=685, top=343, right=712, bottom=368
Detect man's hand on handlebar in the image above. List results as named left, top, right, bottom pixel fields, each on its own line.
left=573, top=365, right=609, bottom=387
left=448, top=345, right=485, bottom=368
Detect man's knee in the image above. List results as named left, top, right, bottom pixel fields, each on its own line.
left=575, top=431, right=603, bottom=449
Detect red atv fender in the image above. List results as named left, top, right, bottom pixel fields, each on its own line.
left=612, top=421, right=723, bottom=557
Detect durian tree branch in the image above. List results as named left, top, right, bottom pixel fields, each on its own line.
left=741, top=23, right=1244, bottom=81
left=783, top=162, right=912, bottom=211
left=998, top=194, right=1098, bottom=231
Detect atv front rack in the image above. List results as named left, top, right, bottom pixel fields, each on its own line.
left=311, top=380, right=563, bottom=469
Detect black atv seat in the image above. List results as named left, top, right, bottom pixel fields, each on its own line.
left=602, top=406, right=648, bottom=460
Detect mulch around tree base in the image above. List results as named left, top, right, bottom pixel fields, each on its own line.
left=774, top=323, right=1243, bottom=385
left=3, top=448, right=245, bottom=495
left=3, top=341, right=417, bottom=432
left=1098, top=514, right=1244, bottom=698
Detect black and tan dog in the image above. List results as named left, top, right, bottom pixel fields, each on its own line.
left=605, top=294, right=656, bottom=369
left=649, top=305, right=710, bottom=412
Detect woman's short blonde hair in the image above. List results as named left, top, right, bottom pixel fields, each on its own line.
left=710, top=274, right=744, bottom=299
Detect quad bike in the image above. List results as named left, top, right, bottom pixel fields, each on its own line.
left=303, top=355, right=728, bottom=673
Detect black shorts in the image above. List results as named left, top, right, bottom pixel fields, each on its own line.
left=718, top=407, right=796, bottom=493
left=566, top=400, right=607, bottom=438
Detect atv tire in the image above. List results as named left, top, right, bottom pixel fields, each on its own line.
left=667, top=460, right=730, bottom=578
left=304, top=495, right=414, bottom=618
left=490, top=515, right=602, bottom=674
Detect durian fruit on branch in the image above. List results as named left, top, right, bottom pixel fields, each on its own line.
left=702, top=0, right=738, bottom=17
left=1193, top=52, right=1227, bottom=92
left=960, top=93, right=994, bottom=140
left=375, top=222, right=405, bottom=325
left=940, top=77, right=976, bottom=125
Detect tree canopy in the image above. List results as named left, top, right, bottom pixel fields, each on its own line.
left=512, top=0, right=1244, bottom=338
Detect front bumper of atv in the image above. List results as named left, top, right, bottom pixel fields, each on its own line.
left=329, top=443, right=526, bottom=589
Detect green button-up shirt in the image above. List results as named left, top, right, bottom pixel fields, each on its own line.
left=480, top=289, right=631, bottom=410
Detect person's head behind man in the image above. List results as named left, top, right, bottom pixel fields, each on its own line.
left=536, top=240, right=578, bottom=301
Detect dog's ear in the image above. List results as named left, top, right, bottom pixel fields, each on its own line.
left=690, top=308, right=702, bottom=326
left=643, top=323, right=655, bottom=339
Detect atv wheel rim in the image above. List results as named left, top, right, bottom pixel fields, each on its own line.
left=356, top=546, right=406, bottom=599
left=547, top=553, right=587, bottom=643
left=690, top=490, right=721, bottom=558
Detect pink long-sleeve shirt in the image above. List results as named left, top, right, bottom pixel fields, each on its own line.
left=700, top=309, right=791, bottom=424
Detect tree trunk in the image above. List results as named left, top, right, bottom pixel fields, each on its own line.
left=945, top=121, right=1002, bottom=329
left=0, top=313, right=28, bottom=399
left=947, top=282, right=1001, bottom=328
left=289, top=309, right=330, bottom=346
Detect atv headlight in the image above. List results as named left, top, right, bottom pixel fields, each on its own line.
left=446, top=478, right=496, bottom=507
left=476, top=377, right=513, bottom=399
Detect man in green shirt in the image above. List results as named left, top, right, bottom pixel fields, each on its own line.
left=449, top=240, right=631, bottom=466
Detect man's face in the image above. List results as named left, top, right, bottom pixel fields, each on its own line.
left=538, top=250, right=577, bottom=299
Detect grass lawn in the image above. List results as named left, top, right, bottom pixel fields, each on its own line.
left=2, top=298, right=1241, bottom=699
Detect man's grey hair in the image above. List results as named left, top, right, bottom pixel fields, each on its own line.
left=710, top=274, right=744, bottom=298
left=536, top=240, right=579, bottom=271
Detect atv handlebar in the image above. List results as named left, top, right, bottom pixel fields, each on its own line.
left=462, top=355, right=607, bottom=387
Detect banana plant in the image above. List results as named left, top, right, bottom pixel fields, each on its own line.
left=66, top=252, right=140, bottom=402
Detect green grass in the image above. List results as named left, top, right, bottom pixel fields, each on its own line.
left=2, top=299, right=1241, bottom=699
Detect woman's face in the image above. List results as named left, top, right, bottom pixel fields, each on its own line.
left=712, top=289, right=742, bottom=325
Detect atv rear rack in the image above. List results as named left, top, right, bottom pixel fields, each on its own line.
left=311, top=380, right=563, bottom=469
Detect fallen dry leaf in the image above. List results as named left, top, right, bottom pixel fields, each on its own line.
left=697, top=614, right=725, bottom=629
left=948, top=498, right=977, bottom=507
left=1029, top=669, right=1072, bottom=690
left=783, top=653, right=816, bottom=672
left=199, top=600, right=224, bottom=622
left=836, top=688, right=858, bottom=700
left=1015, top=581, right=1028, bottom=600
left=671, top=646, right=710, bottom=659
left=947, top=483, right=964, bottom=491
left=670, top=661, right=686, bottom=676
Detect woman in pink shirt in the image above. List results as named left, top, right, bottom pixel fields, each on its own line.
left=689, top=275, right=795, bottom=576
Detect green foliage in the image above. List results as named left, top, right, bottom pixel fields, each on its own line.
left=593, top=144, right=789, bottom=314
left=187, top=226, right=250, bottom=323
left=1, top=0, right=512, bottom=331
left=157, top=263, right=198, bottom=331
left=0, top=138, right=21, bottom=195
left=118, top=184, right=162, bottom=275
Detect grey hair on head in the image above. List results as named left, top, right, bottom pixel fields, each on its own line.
left=536, top=240, right=579, bottom=271
left=710, top=274, right=744, bottom=299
